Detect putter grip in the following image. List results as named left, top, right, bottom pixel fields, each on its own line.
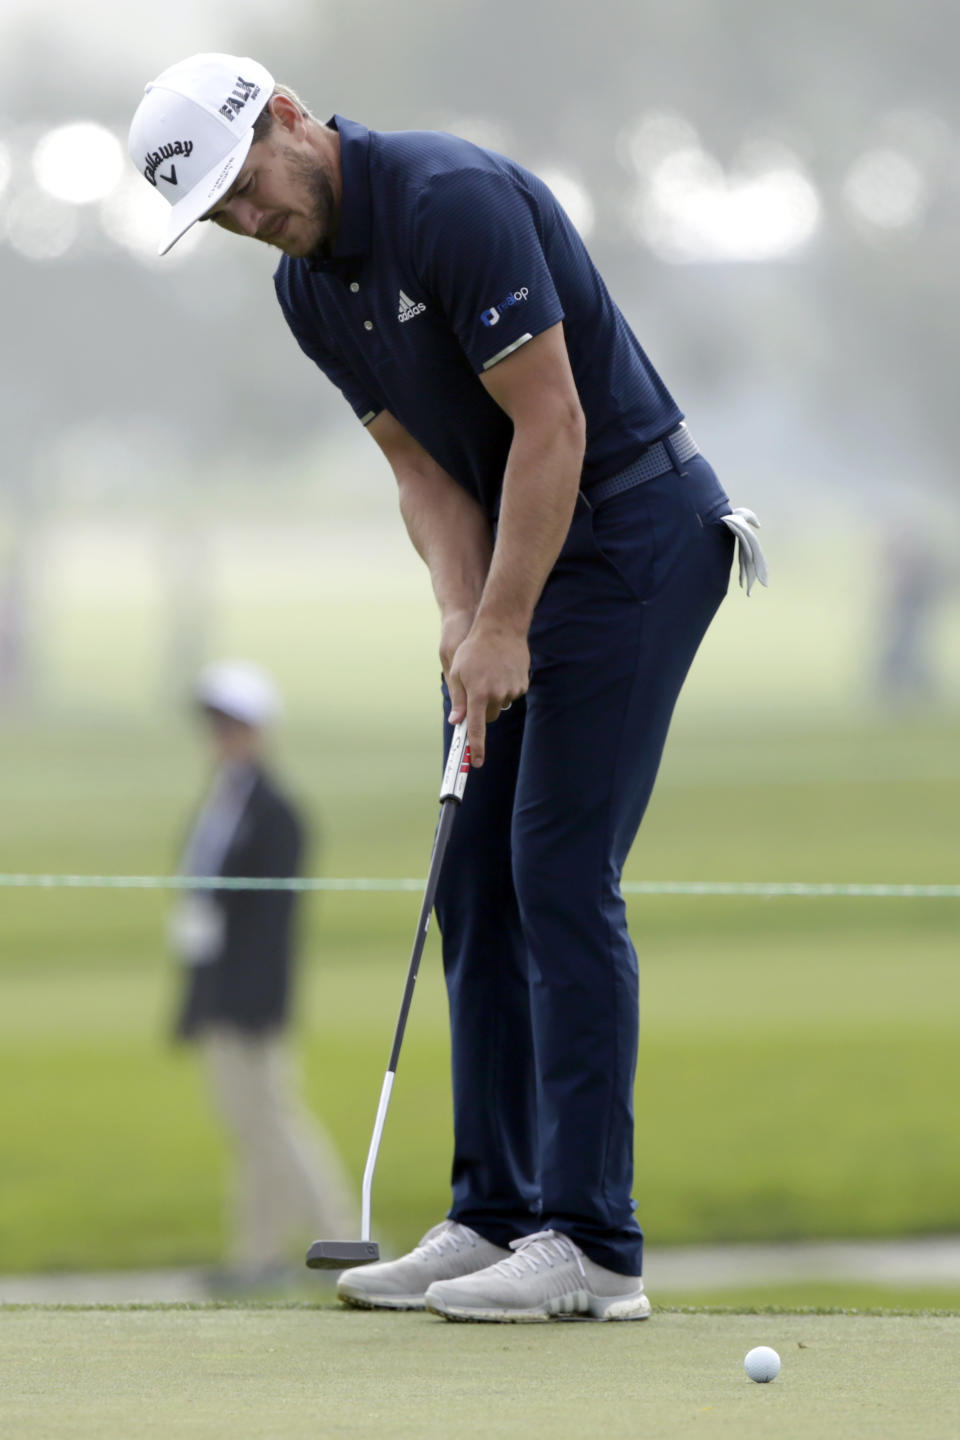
left=439, top=720, right=471, bottom=801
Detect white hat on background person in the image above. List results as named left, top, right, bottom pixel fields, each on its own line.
left=194, top=660, right=282, bottom=728
left=128, top=52, right=274, bottom=255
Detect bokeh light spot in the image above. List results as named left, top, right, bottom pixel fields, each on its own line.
left=5, top=190, right=78, bottom=260
left=843, top=148, right=927, bottom=230
left=538, top=169, right=596, bottom=239
left=616, top=112, right=702, bottom=177
left=630, top=143, right=821, bottom=263
left=33, top=123, right=125, bottom=205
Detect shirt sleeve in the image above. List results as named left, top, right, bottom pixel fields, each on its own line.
left=274, top=273, right=382, bottom=425
left=415, top=166, right=565, bottom=374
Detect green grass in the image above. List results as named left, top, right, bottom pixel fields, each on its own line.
left=662, top=1296, right=960, bottom=1319
left=2, top=962, right=958, bottom=1271
left=1, top=1306, right=959, bottom=1439
left=1, top=710, right=958, bottom=1285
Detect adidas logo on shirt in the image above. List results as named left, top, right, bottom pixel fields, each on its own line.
left=398, top=289, right=426, bottom=323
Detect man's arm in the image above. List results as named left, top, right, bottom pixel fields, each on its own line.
left=452, top=321, right=585, bottom=763
left=369, top=320, right=585, bottom=765
left=367, top=410, right=494, bottom=692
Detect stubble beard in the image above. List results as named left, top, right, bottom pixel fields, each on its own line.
left=284, top=150, right=338, bottom=261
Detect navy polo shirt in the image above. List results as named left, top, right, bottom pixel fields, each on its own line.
left=274, top=117, right=683, bottom=518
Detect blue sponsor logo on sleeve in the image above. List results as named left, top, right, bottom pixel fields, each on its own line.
left=480, top=286, right=530, bottom=327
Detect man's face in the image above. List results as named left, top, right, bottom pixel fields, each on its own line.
left=203, top=708, right=261, bottom=763
left=203, top=122, right=338, bottom=260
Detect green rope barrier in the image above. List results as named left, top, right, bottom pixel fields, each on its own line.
left=0, top=876, right=956, bottom=898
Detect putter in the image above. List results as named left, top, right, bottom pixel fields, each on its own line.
left=306, top=718, right=472, bottom=1270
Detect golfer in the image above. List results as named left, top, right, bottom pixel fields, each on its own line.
left=130, top=53, right=766, bottom=1322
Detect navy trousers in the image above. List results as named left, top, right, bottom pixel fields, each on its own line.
left=434, top=453, right=735, bottom=1276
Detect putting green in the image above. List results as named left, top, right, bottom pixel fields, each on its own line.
left=2, top=1305, right=958, bottom=1439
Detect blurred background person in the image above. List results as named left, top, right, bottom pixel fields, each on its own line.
left=875, top=525, right=952, bottom=706
left=169, top=658, right=357, bottom=1289
left=0, top=536, right=32, bottom=710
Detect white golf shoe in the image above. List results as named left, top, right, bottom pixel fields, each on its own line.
left=336, top=1220, right=512, bottom=1311
left=424, top=1229, right=652, bottom=1322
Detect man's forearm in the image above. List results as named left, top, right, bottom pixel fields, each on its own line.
left=396, top=464, right=494, bottom=620
left=474, top=410, right=585, bottom=636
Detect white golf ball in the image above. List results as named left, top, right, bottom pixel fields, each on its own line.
left=744, top=1345, right=781, bottom=1383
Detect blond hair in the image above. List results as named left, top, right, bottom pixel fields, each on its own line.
left=251, top=84, right=315, bottom=140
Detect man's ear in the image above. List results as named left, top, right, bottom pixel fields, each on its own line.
left=268, top=94, right=303, bottom=135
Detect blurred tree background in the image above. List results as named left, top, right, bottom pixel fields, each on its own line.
left=2, top=0, right=958, bottom=504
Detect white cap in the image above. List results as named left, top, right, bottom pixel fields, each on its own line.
left=129, top=53, right=274, bottom=255
left=194, top=661, right=282, bottom=728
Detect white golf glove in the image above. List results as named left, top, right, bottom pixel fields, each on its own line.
left=168, top=895, right=224, bottom=966
left=720, top=507, right=769, bottom=596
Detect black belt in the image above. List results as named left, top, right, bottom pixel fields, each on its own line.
left=581, top=424, right=700, bottom=507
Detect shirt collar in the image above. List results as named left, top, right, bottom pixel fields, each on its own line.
left=311, top=114, right=372, bottom=272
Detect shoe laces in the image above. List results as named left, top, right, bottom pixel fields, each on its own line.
left=415, top=1220, right=478, bottom=1259
left=497, top=1230, right=587, bottom=1280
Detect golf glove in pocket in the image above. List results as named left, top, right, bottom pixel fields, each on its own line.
left=720, top=508, right=769, bottom=596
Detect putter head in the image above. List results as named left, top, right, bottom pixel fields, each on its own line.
left=306, top=1239, right=380, bottom=1270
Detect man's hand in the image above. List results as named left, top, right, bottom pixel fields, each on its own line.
left=448, top=619, right=530, bottom=766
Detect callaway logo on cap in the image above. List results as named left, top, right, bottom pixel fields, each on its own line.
left=128, top=53, right=274, bottom=256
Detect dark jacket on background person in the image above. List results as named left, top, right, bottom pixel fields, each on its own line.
left=175, top=767, right=306, bottom=1039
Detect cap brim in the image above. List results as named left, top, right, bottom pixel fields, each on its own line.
left=158, top=129, right=256, bottom=255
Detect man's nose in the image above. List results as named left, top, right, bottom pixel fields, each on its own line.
left=226, top=197, right=264, bottom=237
